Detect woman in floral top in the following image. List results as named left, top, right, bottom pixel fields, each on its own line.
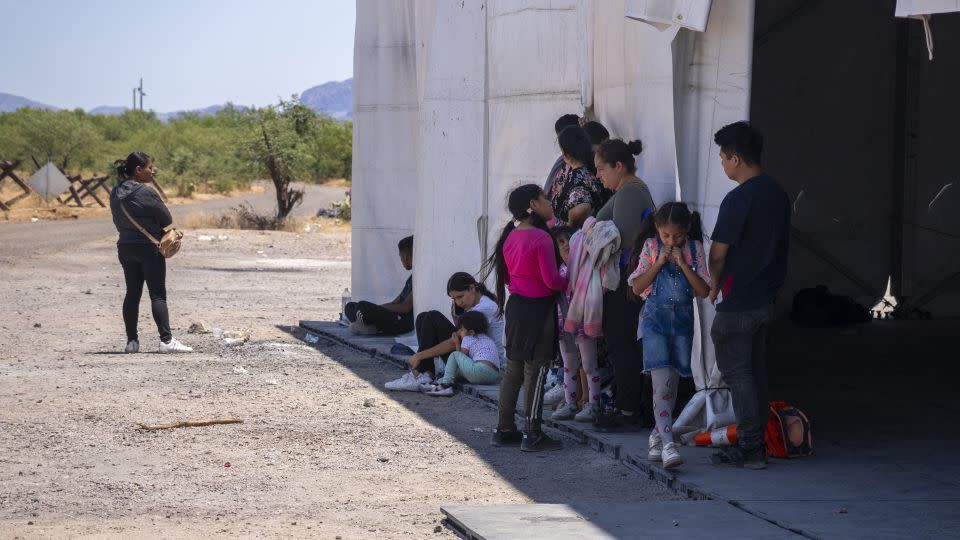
left=549, top=126, right=610, bottom=230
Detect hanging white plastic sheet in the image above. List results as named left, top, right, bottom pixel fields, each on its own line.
left=895, top=0, right=960, bottom=16
left=351, top=0, right=420, bottom=304
left=412, top=0, right=488, bottom=316
left=625, top=0, right=713, bottom=31
left=485, top=0, right=585, bottom=254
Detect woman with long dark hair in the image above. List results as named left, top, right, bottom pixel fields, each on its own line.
left=483, top=184, right=567, bottom=452
left=548, top=126, right=609, bottom=230
left=386, top=272, right=505, bottom=391
left=109, top=152, right=192, bottom=353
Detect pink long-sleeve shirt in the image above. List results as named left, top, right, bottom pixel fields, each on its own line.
left=504, top=228, right=568, bottom=298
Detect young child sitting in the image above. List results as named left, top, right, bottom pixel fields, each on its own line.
left=421, top=311, right=501, bottom=397
left=344, top=235, right=414, bottom=335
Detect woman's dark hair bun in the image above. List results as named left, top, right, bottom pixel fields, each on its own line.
left=627, top=139, right=643, bottom=155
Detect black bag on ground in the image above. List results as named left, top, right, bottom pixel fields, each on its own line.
left=790, top=285, right=871, bottom=327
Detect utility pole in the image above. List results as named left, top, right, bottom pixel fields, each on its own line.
left=132, top=88, right=136, bottom=110
left=136, top=78, right=146, bottom=111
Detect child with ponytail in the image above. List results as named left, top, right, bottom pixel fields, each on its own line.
left=482, top=184, right=567, bottom=452
left=627, top=202, right=711, bottom=469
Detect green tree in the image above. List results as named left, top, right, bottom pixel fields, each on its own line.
left=0, top=109, right=102, bottom=172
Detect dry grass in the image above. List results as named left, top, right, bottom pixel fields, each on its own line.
left=180, top=206, right=351, bottom=233
left=0, top=179, right=263, bottom=223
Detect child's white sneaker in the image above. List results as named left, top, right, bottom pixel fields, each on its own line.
left=648, top=431, right=663, bottom=461
left=574, top=402, right=599, bottom=423
left=550, top=401, right=578, bottom=421
left=385, top=372, right=431, bottom=391
left=543, top=384, right=565, bottom=406
left=159, top=338, right=193, bottom=353
left=124, top=340, right=140, bottom=354
left=662, top=442, right=683, bottom=469
left=426, top=386, right=454, bottom=397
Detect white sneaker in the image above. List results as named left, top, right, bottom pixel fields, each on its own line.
left=574, top=402, right=599, bottom=423
left=551, top=401, right=578, bottom=421
left=648, top=431, right=663, bottom=461
left=426, top=386, right=454, bottom=397
left=159, top=338, right=193, bottom=354
left=662, top=442, right=683, bottom=469
left=124, top=340, right=140, bottom=354
left=349, top=320, right=379, bottom=335
left=543, top=384, right=565, bottom=406
left=385, top=372, right=431, bottom=391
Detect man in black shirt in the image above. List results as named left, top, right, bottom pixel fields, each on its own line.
left=708, top=122, right=790, bottom=470
left=345, top=235, right=415, bottom=335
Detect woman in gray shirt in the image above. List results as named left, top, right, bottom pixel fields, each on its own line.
left=592, top=139, right=656, bottom=432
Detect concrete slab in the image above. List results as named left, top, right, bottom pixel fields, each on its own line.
left=298, top=320, right=960, bottom=539
left=441, top=502, right=797, bottom=539
left=743, top=501, right=960, bottom=540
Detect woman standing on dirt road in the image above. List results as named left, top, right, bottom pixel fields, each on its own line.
left=109, top=152, right=192, bottom=354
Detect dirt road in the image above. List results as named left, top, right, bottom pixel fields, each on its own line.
left=0, top=191, right=678, bottom=538
left=0, top=182, right=344, bottom=264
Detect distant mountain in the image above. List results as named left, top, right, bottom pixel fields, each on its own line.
left=88, top=105, right=127, bottom=116
left=1, top=78, right=354, bottom=120
left=300, top=78, right=352, bottom=120
left=0, top=92, right=59, bottom=113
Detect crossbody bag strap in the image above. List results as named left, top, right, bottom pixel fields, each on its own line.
left=120, top=203, right=160, bottom=246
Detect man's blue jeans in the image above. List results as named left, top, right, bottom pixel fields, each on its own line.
left=711, top=305, right=774, bottom=451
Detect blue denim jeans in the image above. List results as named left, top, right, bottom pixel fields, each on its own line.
left=711, top=305, right=774, bottom=451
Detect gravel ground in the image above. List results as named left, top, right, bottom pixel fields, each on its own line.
left=0, top=216, right=680, bottom=538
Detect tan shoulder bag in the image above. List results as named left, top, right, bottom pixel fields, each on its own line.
left=121, top=204, right=183, bottom=258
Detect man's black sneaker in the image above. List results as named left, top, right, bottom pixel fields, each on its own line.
left=711, top=445, right=767, bottom=469
left=743, top=446, right=768, bottom=470
left=593, top=411, right=643, bottom=432
left=520, top=431, right=562, bottom=452
left=491, top=429, right=523, bottom=447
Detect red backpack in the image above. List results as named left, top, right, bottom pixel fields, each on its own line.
left=765, top=402, right=813, bottom=458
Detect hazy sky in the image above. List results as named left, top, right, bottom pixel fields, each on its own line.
left=3, top=0, right=355, bottom=111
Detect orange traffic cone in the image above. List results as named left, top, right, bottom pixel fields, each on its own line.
left=693, top=424, right=738, bottom=447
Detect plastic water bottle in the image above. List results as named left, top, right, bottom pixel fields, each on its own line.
left=341, top=288, right=351, bottom=322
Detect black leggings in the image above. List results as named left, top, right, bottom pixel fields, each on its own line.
left=118, top=243, right=171, bottom=343
left=414, top=310, right=457, bottom=375
left=602, top=272, right=653, bottom=423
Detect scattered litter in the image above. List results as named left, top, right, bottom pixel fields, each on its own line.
left=232, top=366, right=249, bottom=375
left=673, top=520, right=679, bottom=527
left=30, top=217, right=39, bottom=223
left=137, top=418, right=243, bottom=431
left=33, top=323, right=41, bottom=328
left=212, top=328, right=224, bottom=339
left=188, top=321, right=211, bottom=334
left=223, top=329, right=250, bottom=340
left=224, top=462, right=231, bottom=468
left=224, top=337, right=246, bottom=347
left=434, top=526, right=442, bottom=533
left=197, top=235, right=214, bottom=242
left=217, top=234, right=228, bottom=240
left=838, top=507, right=848, bottom=514
left=363, top=398, right=376, bottom=407
left=82, top=289, right=92, bottom=295
left=471, top=427, right=485, bottom=433
left=377, top=457, right=389, bottom=463
left=304, top=333, right=319, bottom=344
left=264, top=378, right=279, bottom=385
